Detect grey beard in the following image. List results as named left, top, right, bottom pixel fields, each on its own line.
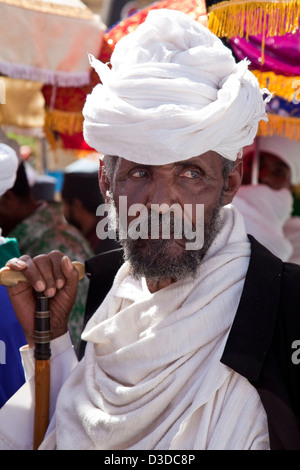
left=124, top=206, right=223, bottom=282
left=108, top=194, right=224, bottom=283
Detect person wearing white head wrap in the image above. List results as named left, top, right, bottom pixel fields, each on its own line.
left=83, top=9, right=270, bottom=164
left=0, top=143, right=18, bottom=242
left=233, top=135, right=300, bottom=263
left=257, top=135, right=300, bottom=186
left=3, top=10, right=300, bottom=452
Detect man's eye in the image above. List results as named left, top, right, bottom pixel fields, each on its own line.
left=182, top=169, right=202, bottom=179
left=131, top=169, right=149, bottom=178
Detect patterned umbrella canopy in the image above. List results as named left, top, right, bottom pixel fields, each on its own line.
left=105, top=0, right=208, bottom=49
left=207, top=0, right=300, bottom=200
left=0, top=0, right=106, bottom=87
left=229, top=30, right=300, bottom=141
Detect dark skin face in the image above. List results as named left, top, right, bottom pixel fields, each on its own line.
left=3, top=152, right=242, bottom=346
left=0, top=190, right=38, bottom=236
left=243, top=151, right=292, bottom=191
left=100, top=152, right=243, bottom=292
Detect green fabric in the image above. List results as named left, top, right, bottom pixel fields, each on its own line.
left=0, top=238, right=20, bottom=267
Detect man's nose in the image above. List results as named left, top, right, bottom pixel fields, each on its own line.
left=146, top=179, right=176, bottom=211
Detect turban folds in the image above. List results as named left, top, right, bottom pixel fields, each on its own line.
left=83, top=9, right=270, bottom=164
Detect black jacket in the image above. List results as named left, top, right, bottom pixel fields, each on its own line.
left=78, top=236, right=300, bottom=449
left=221, top=235, right=300, bottom=450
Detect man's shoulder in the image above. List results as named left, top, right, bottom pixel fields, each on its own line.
left=248, top=234, right=300, bottom=278
left=85, top=247, right=124, bottom=281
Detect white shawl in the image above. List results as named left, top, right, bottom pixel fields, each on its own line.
left=233, top=185, right=294, bottom=261
left=283, top=216, right=300, bottom=265
left=41, top=205, right=269, bottom=450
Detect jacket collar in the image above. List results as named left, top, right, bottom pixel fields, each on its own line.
left=221, top=235, right=283, bottom=382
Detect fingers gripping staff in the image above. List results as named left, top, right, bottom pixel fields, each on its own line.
left=0, top=261, right=85, bottom=287
left=0, top=259, right=85, bottom=449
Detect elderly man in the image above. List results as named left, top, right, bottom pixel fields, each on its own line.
left=1, top=10, right=300, bottom=450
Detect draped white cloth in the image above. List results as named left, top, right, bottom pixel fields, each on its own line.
left=283, top=216, right=300, bottom=265
left=233, top=184, right=294, bottom=261
left=83, top=9, right=270, bottom=165
left=39, top=205, right=269, bottom=450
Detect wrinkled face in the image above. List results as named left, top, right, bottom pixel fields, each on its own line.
left=243, top=151, right=292, bottom=190
left=103, top=152, right=241, bottom=282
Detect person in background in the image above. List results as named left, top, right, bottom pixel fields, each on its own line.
left=61, top=157, right=120, bottom=255
left=0, top=161, right=93, bottom=348
left=61, top=157, right=123, bottom=358
left=0, top=134, right=26, bottom=407
left=233, top=135, right=300, bottom=263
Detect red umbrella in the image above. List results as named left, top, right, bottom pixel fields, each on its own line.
left=105, top=0, right=208, bottom=50
left=42, top=36, right=113, bottom=155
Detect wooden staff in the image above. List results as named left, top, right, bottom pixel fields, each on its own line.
left=0, top=261, right=85, bottom=449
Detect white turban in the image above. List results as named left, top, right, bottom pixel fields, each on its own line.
left=0, top=143, right=18, bottom=196
left=258, top=135, right=300, bottom=186
left=83, top=9, right=270, bottom=164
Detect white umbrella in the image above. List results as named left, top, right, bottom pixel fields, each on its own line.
left=0, top=0, right=106, bottom=86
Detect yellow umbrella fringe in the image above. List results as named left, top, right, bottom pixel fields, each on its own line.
left=252, top=70, right=300, bottom=102
left=258, top=113, right=300, bottom=141
left=44, top=109, right=83, bottom=135
left=208, top=1, right=300, bottom=38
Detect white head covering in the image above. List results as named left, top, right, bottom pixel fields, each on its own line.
left=83, top=9, right=270, bottom=164
left=0, top=143, right=18, bottom=197
left=257, top=135, right=300, bottom=185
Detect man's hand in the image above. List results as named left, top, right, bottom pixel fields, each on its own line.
left=6, top=250, right=79, bottom=347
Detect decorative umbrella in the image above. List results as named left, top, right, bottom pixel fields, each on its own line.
left=0, top=0, right=107, bottom=171
left=208, top=0, right=300, bottom=201
left=0, top=0, right=106, bottom=87
left=229, top=30, right=300, bottom=141
left=207, top=0, right=300, bottom=61
left=105, top=0, right=208, bottom=49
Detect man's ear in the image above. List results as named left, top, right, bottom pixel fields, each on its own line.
left=99, top=159, right=111, bottom=203
left=221, top=159, right=243, bottom=206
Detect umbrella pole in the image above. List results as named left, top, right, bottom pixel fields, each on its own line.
left=33, top=293, right=51, bottom=450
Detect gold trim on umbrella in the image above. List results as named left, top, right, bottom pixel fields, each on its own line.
left=252, top=70, right=300, bottom=103
left=259, top=113, right=300, bottom=140
left=208, top=0, right=300, bottom=63
left=208, top=0, right=300, bottom=38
